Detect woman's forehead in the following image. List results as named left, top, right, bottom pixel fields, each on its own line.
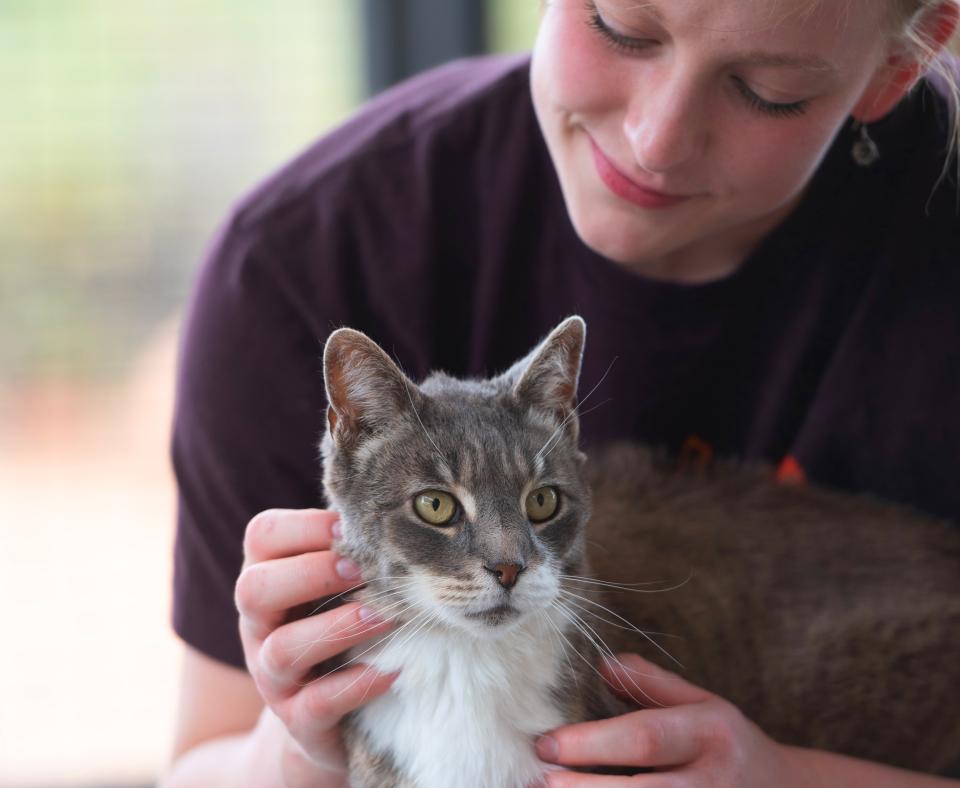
left=592, top=0, right=889, bottom=68
left=595, top=0, right=888, bottom=34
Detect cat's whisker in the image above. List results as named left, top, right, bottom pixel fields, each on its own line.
left=302, top=606, right=434, bottom=689
left=552, top=599, right=622, bottom=669
left=559, top=587, right=685, bottom=670
left=289, top=599, right=420, bottom=667
left=302, top=582, right=421, bottom=639
left=554, top=601, right=667, bottom=709
left=290, top=604, right=360, bottom=657
left=572, top=398, right=612, bottom=420
left=546, top=600, right=641, bottom=701
left=560, top=603, right=681, bottom=710
left=307, top=581, right=370, bottom=615
left=551, top=600, right=666, bottom=709
left=559, top=570, right=694, bottom=594
left=537, top=609, right=580, bottom=690
left=294, top=597, right=416, bottom=654
left=558, top=596, right=683, bottom=644
left=351, top=582, right=421, bottom=607
left=308, top=576, right=420, bottom=614
left=332, top=606, right=447, bottom=702
left=557, top=589, right=685, bottom=669
left=332, top=609, right=442, bottom=702
left=396, top=359, right=448, bottom=467
left=534, top=357, right=617, bottom=462
left=533, top=402, right=583, bottom=464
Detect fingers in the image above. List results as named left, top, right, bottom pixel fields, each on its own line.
left=286, top=662, right=401, bottom=736
left=538, top=655, right=719, bottom=772
left=538, top=706, right=704, bottom=769
left=545, top=771, right=680, bottom=788
left=257, top=602, right=396, bottom=697
left=233, top=507, right=401, bottom=770
left=243, top=508, right=341, bottom=565
left=237, top=546, right=363, bottom=628
left=600, top=653, right=711, bottom=708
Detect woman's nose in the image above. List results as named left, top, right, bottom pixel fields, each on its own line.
left=622, top=79, right=705, bottom=173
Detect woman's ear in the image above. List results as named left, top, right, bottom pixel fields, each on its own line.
left=852, top=1, right=959, bottom=123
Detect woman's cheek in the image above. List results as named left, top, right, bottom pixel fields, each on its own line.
left=533, top=5, right=621, bottom=117
left=721, top=116, right=835, bottom=206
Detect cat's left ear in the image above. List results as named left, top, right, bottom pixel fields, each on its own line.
left=507, top=316, right=586, bottom=428
left=323, top=328, right=420, bottom=449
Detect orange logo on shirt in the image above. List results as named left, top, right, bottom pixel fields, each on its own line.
left=776, top=455, right=807, bottom=485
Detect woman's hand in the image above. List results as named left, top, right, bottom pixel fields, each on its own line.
left=535, top=652, right=804, bottom=788
left=234, top=508, right=398, bottom=787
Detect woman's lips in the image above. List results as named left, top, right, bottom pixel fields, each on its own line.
left=589, top=137, right=693, bottom=210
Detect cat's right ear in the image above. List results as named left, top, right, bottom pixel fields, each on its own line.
left=506, top=316, right=586, bottom=427
left=323, top=328, right=418, bottom=449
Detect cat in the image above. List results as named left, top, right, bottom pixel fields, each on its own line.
left=319, top=316, right=960, bottom=788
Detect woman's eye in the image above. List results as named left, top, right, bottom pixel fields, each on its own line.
left=731, top=77, right=809, bottom=118
left=586, top=3, right=657, bottom=53
left=413, top=490, right=459, bottom=526
left=525, top=486, right=560, bottom=523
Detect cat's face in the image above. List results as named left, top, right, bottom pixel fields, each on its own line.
left=321, top=318, right=590, bottom=636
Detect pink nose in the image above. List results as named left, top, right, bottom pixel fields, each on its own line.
left=485, top=562, right=524, bottom=590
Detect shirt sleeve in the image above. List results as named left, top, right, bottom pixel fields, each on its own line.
left=170, top=214, right=328, bottom=668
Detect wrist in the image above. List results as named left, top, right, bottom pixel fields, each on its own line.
left=250, top=707, right=349, bottom=788
left=780, top=743, right=959, bottom=788
left=777, top=743, right=824, bottom=788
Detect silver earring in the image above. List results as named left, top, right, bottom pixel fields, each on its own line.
left=851, top=121, right=880, bottom=167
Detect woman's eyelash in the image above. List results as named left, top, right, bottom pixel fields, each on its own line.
left=586, top=5, right=654, bottom=53
left=731, top=77, right=809, bottom=118
left=585, top=2, right=810, bottom=119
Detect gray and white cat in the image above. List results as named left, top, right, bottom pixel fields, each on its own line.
left=320, top=316, right=960, bottom=788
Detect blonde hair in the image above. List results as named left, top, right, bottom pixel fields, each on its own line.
left=789, top=0, right=959, bottom=161
left=886, top=1, right=959, bottom=162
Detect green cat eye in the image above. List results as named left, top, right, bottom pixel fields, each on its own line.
left=525, top=486, right=559, bottom=523
left=413, top=490, right=458, bottom=526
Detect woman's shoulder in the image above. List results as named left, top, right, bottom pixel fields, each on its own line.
left=228, top=53, right=538, bottom=231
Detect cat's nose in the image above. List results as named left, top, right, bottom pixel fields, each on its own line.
left=484, top=562, right=525, bottom=590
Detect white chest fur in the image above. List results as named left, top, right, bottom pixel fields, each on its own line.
left=352, top=613, right=570, bottom=788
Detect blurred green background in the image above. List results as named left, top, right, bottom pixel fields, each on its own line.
left=0, top=4, right=539, bottom=786
left=0, top=0, right=539, bottom=387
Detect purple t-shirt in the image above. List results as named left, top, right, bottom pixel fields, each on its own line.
left=172, top=54, right=960, bottom=669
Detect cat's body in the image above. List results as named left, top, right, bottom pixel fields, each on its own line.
left=343, top=611, right=581, bottom=788
left=320, top=317, right=960, bottom=788
left=588, top=443, right=960, bottom=775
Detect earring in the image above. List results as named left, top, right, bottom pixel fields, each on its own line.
left=851, top=121, right=880, bottom=167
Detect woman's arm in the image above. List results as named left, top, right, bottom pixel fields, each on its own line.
left=161, top=509, right=399, bottom=788
left=785, top=746, right=959, bottom=788
left=161, top=633, right=356, bottom=788
left=160, top=646, right=292, bottom=788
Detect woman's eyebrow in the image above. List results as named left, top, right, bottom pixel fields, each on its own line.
left=615, top=2, right=839, bottom=76
left=623, top=2, right=664, bottom=22
left=736, top=51, right=838, bottom=73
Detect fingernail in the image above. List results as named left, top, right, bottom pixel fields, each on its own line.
left=336, top=557, right=362, bottom=579
left=536, top=735, right=558, bottom=762
left=331, top=520, right=343, bottom=538
left=358, top=606, right=385, bottom=624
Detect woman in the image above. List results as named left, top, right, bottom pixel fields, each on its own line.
left=162, top=0, right=960, bottom=785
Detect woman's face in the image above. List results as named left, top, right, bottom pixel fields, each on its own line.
left=531, top=0, right=893, bottom=282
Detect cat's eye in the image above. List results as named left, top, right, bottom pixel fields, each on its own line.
left=525, top=486, right=559, bottom=523
left=413, top=490, right=459, bottom=526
